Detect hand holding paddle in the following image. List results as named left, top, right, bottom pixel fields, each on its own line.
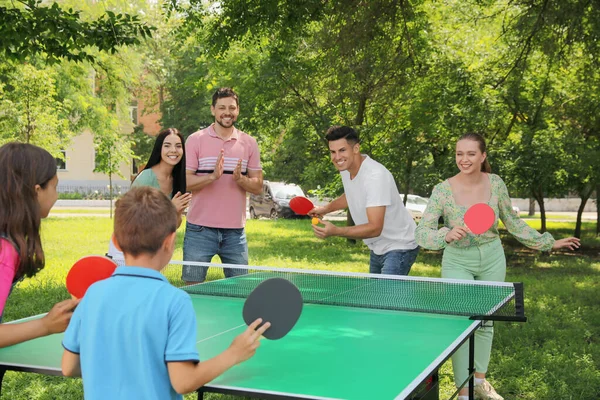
left=444, top=226, right=470, bottom=243
left=41, top=298, right=80, bottom=334
left=445, top=203, right=495, bottom=243
left=464, top=203, right=495, bottom=235
left=227, top=318, right=272, bottom=364
left=308, top=206, right=327, bottom=218
left=243, top=277, right=303, bottom=340
left=289, top=196, right=315, bottom=216
left=66, top=256, right=118, bottom=299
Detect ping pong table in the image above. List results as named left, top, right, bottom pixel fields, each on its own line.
left=0, top=261, right=526, bottom=399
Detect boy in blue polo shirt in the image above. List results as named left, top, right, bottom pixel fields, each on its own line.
left=61, top=186, right=269, bottom=399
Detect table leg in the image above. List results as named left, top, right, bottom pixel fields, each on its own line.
left=468, top=334, right=475, bottom=399
left=0, top=367, right=6, bottom=397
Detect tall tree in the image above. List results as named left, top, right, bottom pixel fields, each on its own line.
left=0, top=63, right=73, bottom=155
left=0, top=0, right=154, bottom=64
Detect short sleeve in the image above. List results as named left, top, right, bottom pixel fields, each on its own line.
left=62, top=298, right=85, bottom=354
left=185, top=134, right=200, bottom=172
left=246, top=136, right=262, bottom=171
left=131, top=170, right=156, bottom=188
left=364, top=169, right=392, bottom=208
left=165, top=293, right=200, bottom=363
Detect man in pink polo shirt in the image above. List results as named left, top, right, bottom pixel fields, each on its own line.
left=182, top=88, right=263, bottom=283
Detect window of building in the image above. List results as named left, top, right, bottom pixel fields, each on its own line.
left=129, top=100, right=139, bottom=125
left=56, top=150, right=67, bottom=171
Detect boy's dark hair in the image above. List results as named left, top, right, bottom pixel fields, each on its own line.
left=114, top=187, right=177, bottom=257
left=0, top=142, right=56, bottom=279
left=142, top=128, right=186, bottom=196
left=212, top=87, right=239, bottom=107
left=325, top=126, right=360, bottom=145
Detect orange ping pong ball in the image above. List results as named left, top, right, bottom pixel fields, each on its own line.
left=311, top=217, right=319, bottom=225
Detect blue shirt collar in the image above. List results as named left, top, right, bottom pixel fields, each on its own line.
left=112, top=266, right=169, bottom=283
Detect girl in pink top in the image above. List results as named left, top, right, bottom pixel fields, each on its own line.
left=0, top=143, right=79, bottom=348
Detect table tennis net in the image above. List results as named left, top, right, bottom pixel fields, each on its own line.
left=156, top=261, right=527, bottom=322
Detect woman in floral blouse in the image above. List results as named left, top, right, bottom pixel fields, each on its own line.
left=415, top=133, right=580, bottom=400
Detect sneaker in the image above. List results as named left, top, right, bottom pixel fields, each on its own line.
left=474, top=380, right=504, bottom=400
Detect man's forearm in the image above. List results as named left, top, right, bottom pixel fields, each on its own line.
left=235, top=175, right=262, bottom=195
left=324, top=195, right=348, bottom=214
left=331, top=223, right=382, bottom=240
left=186, top=173, right=216, bottom=192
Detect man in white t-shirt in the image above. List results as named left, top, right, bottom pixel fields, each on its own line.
left=309, top=126, right=419, bottom=275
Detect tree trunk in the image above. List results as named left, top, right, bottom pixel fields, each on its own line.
left=575, top=185, right=593, bottom=239
left=528, top=198, right=536, bottom=216
left=159, top=85, right=164, bottom=109
left=575, top=198, right=587, bottom=239
left=596, top=183, right=600, bottom=237
left=348, top=91, right=367, bottom=245
left=532, top=188, right=547, bottom=232
left=354, top=93, right=368, bottom=126
left=539, top=199, right=547, bottom=233
left=402, top=153, right=413, bottom=198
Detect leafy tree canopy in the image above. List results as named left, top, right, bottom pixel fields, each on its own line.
left=0, top=0, right=154, bottom=64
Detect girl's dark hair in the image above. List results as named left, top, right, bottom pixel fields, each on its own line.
left=142, top=128, right=187, bottom=196
left=458, top=132, right=492, bottom=173
left=0, top=142, right=57, bottom=279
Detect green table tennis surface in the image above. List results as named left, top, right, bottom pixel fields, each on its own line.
left=0, top=272, right=490, bottom=400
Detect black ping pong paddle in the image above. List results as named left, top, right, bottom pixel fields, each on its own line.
left=242, top=278, right=303, bottom=340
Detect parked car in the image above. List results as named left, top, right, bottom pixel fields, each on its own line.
left=399, top=194, right=429, bottom=221
left=249, top=181, right=308, bottom=219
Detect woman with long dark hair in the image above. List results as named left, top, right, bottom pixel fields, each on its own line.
left=108, top=129, right=191, bottom=261
left=132, top=128, right=191, bottom=216
left=0, top=142, right=79, bottom=348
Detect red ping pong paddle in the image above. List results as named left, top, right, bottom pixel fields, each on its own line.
left=242, top=278, right=303, bottom=340
left=289, top=196, right=315, bottom=215
left=66, top=256, right=118, bottom=299
left=464, top=203, right=495, bottom=235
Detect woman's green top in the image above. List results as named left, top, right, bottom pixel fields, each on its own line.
left=131, top=169, right=173, bottom=199
left=415, top=173, right=554, bottom=251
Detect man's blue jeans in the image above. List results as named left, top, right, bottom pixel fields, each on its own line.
left=369, top=247, right=419, bottom=276
left=182, top=223, right=248, bottom=283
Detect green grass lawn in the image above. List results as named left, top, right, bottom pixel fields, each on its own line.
left=519, top=212, right=597, bottom=221
left=1, top=217, right=599, bottom=399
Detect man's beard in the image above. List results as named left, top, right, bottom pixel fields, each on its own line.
left=216, top=116, right=236, bottom=128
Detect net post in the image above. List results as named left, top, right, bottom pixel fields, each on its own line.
left=513, top=282, right=527, bottom=322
